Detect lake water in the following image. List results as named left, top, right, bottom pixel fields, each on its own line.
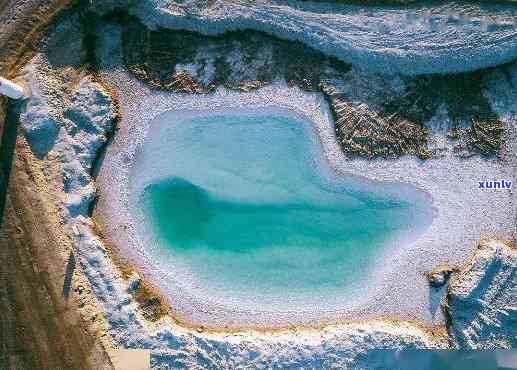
left=130, top=109, right=432, bottom=309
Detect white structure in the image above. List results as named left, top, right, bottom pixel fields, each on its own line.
left=0, top=77, right=24, bottom=99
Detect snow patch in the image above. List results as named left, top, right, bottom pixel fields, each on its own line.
left=98, top=0, right=517, bottom=75
left=447, top=240, right=517, bottom=349
left=18, top=64, right=117, bottom=222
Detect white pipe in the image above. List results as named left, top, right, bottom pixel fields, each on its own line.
left=0, top=77, right=24, bottom=99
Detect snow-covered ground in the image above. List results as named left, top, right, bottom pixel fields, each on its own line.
left=11, top=1, right=517, bottom=367
left=99, top=0, right=517, bottom=75
left=18, top=59, right=514, bottom=367
left=93, top=66, right=515, bottom=325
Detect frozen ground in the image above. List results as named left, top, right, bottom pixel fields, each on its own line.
left=94, top=0, right=517, bottom=75
left=10, top=0, right=517, bottom=367
left=93, top=70, right=516, bottom=328
left=16, top=60, right=516, bottom=366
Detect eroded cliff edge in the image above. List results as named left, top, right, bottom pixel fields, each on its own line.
left=1, top=1, right=516, bottom=368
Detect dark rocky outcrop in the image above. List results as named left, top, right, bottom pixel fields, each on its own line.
left=114, top=14, right=508, bottom=159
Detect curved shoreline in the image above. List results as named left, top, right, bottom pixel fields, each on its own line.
left=3, top=1, right=515, bottom=366
left=121, top=106, right=434, bottom=319
left=93, top=76, right=515, bottom=329
left=94, top=85, right=421, bottom=328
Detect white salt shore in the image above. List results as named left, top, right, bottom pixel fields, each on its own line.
left=93, top=71, right=516, bottom=329
left=17, top=42, right=517, bottom=370
left=24, top=65, right=513, bottom=365
left=10, top=1, right=517, bottom=367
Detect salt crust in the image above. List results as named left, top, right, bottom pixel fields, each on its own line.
left=19, top=50, right=515, bottom=370
left=75, top=72, right=516, bottom=363
left=14, top=4, right=517, bottom=365
left=446, top=239, right=517, bottom=350
left=125, top=105, right=435, bottom=315
left=93, top=62, right=515, bottom=326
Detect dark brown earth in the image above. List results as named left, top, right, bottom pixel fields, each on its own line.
left=0, top=133, right=113, bottom=370
left=0, top=0, right=75, bottom=76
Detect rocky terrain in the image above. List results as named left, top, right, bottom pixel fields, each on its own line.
left=118, top=14, right=508, bottom=159
left=1, top=0, right=516, bottom=369
left=445, top=239, right=517, bottom=350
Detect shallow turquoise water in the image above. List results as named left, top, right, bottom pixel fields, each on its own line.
left=132, top=110, right=432, bottom=303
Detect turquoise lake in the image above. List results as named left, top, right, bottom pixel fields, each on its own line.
left=131, top=109, right=432, bottom=306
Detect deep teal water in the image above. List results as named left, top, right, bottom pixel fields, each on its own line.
left=133, top=110, right=432, bottom=301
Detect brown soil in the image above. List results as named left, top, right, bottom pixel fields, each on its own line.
left=0, top=136, right=113, bottom=370
left=0, top=1, right=114, bottom=369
